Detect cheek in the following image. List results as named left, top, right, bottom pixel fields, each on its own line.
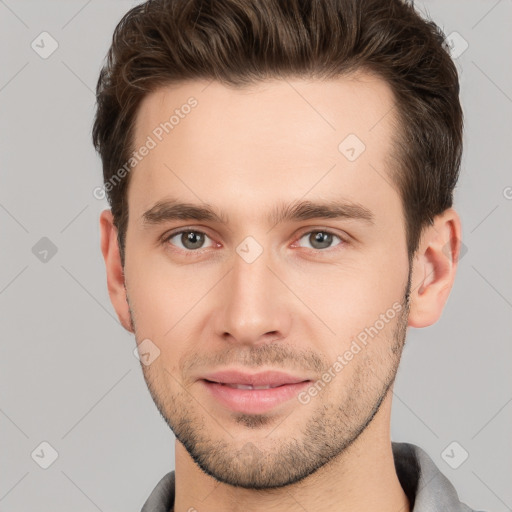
left=124, top=254, right=179, bottom=337
left=313, top=312, right=404, bottom=407
left=296, top=263, right=407, bottom=369
left=286, top=255, right=403, bottom=327
left=125, top=253, right=217, bottom=363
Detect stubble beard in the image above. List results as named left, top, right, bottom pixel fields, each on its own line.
left=129, top=272, right=411, bottom=489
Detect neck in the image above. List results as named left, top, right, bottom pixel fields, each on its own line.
left=173, top=393, right=410, bottom=512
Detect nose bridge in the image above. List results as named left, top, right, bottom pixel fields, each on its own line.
left=217, top=241, right=290, bottom=344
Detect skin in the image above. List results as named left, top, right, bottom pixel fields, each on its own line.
left=100, top=72, right=461, bottom=512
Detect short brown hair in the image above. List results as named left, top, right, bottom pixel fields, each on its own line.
left=92, top=0, right=463, bottom=267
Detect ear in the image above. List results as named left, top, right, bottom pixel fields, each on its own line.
left=407, top=208, right=462, bottom=328
left=99, top=209, right=134, bottom=333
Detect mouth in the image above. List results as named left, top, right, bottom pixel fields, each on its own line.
left=199, top=370, right=312, bottom=414
left=206, top=382, right=287, bottom=390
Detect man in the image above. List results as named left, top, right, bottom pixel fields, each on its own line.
left=93, top=0, right=483, bottom=510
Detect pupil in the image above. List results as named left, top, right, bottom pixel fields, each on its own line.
left=184, top=231, right=203, bottom=249
left=312, top=231, right=331, bottom=249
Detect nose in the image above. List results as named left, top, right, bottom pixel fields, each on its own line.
left=214, top=242, right=292, bottom=347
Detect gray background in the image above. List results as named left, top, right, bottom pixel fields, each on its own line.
left=1, top=1, right=511, bottom=510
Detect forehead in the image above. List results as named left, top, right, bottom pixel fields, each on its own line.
left=128, top=73, right=401, bottom=226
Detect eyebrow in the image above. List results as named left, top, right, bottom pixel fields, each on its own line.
left=141, top=197, right=375, bottom=228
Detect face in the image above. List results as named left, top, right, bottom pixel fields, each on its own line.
left=123, top=74, right=412, bottom=489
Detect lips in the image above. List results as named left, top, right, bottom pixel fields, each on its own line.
left=199, top=370, right=311, bottom=414
left=201, top=369, right=308, bottom=388
left=220, top=383, right=280, bottom=390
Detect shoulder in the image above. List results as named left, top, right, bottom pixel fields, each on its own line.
left=141, top=471, right=175, bottom=512
left=392, top=442, right=487, bottom=512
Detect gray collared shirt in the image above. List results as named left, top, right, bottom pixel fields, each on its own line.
left=141, top=442, right=484, bottom=512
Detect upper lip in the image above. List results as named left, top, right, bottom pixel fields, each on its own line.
left=200, top=370, right=310, bottom=387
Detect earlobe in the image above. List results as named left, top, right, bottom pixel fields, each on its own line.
left=99, top=209, right=134, bottom=333
left=407, top=208, right=462, bottom=328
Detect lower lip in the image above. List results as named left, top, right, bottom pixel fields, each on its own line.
left=201, top=380, right=311, bottom=414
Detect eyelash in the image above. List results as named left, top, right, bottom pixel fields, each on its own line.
left=160, top=227, right=348, bottom=257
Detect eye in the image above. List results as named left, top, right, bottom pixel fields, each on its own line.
left=161, top=227, right=347, bottom=255
left=163, top=229, right=215, bottom=251
left=295, top=229, right=345, bottom=251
